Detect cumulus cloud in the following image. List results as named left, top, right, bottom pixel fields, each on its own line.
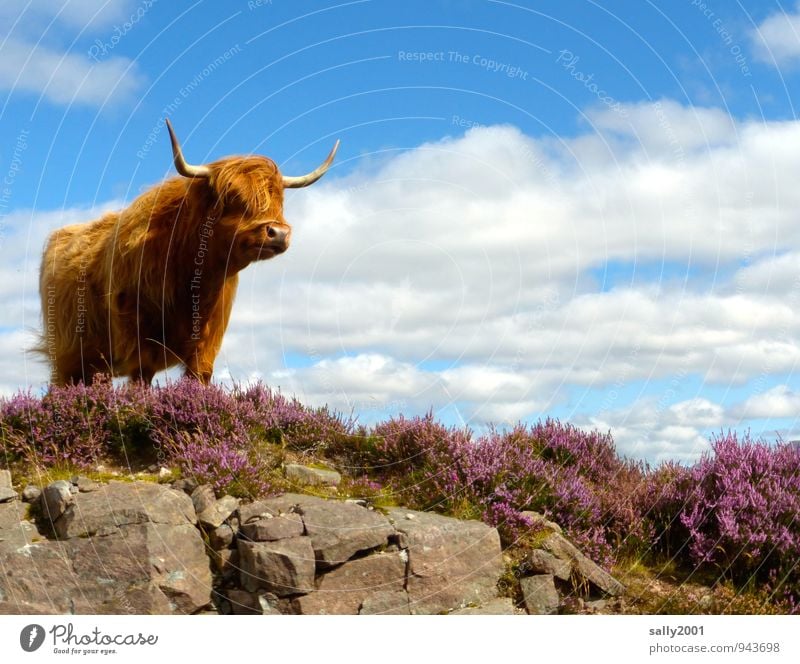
left=0, top=0, right=135, bottom=31
left=0, top=38, right=143, bottom=107
left=579, top=398, right=719, bottom=464
left=732, top=384, right=800, bottom=419
left=8, top=101, right=800, bottom=462
left=0, top=1, right=145, bottom=106
left=587, top=99, right=736, bottom=154
left=750, top=5, right=800, bottom=65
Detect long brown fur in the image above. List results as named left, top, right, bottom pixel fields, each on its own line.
left=38, top=154, right=293, bottom=385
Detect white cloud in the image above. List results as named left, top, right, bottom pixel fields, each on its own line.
left=0, top=1, right=145, bottom=106
left=732, top=384, right=800, bottom=419
left=669, top=398, right=725, bottom=427
left=580, top=399, right=717, bottom=465
left=750, top=5, right=800, bottom=65
left=9, top=102, right=800, bottom=461
left=0, top=38, right=143, bottom=107
left=0, top=1, right=136, bottom=31
left=587, top=99, right=736, bottom=154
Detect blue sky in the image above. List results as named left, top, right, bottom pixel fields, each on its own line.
left=3, top=0, right=800, bottom=463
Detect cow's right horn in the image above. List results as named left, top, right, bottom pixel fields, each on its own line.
left=166, top=119, right=211, bottom=179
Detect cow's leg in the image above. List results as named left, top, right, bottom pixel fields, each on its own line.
left=183, top=276, right=238, bottom=384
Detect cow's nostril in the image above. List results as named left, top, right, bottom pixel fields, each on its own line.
left=266, top=226, right=277, bottom=239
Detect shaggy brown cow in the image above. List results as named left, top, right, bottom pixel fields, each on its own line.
left=38, top=120, right=338, bottom=385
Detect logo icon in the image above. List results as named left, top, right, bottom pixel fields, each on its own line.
left=20, top=624, right=45, bottom=652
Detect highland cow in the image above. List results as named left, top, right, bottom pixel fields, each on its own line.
left=38, top=120, right=338, bottom=385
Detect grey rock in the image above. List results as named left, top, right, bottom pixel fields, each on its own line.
left=359, top=590, right=411, bottom=615
left=585, top=599, right=607, bottom=612
left=70, top=522, right=212, bottom=614
left=238, top=494, right=305, bottom=524
left=451, top=597, right=517, bottom=615
left=541, top=532, right=625, bottom=597
left=243, top=494, right=393, bottom=566
left=41, top=480, right=74, bottom=524
left=521, top=574, right=560, bottom=615
left=215, top=494, right=240, bottom=517
left=0, top=501, right=42, bottom=554
left=285, top=464, right=341, bottom=487
left=295, top=552, right=407, bottom=615
left=55, top=481, right=197, bottom=539
left=71, top=476, right=100, bottom=492
left=239, top=512, right=304, bottom=542
left=0, top=469, right=11, bottom=488
left=0, top=533, right=83, bottom=614
left=561, top=596, right=585, bottom=614
left=226, top=590, right=282, bottom=615
left=191, top=486, right=238, bottom=529
left=524, top=549, right=571, bottom=581
left=387, top=508, right=504, bottom=615
left=210, top=548, right=239, bottom=577
left=520, top=510, right=563, bottom=534
left=0, top=487, right=17, bottom=503
left=22, top=485, right=42, bottom=504
left=299, top=496, right=395, bottom=566
left=238, top=537, right=315, bottom=596
left=208, top=523, right=235, bottom=550
left=0, top=485, right=211, bottom=614
left=172, top=478, right=199, bottom=495
left=190, top=484, right=215, bottom=513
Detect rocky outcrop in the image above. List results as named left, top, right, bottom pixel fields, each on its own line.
left=0, top=480, right=211, bottom=614
left=451, top=597, right=517, bottom=615
left=510, top=527, right=627, bottom=615
left=219, top=496, right=504, bottom=614
left=387, top=508, right=504, bottom=615
left=539, top=532, right=625, bottom=597
left=0, top=473, right=624, bottom=615
left=520, top=574, right=560, bottom=615
left=0, top=470, right=17, bottom=502
left=239, top=536, right=316, bottom=595
left=294, top=552, right=407, bottom=614
left=285, top=464, right=341, bottom=487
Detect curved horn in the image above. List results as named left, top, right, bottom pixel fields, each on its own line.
left=282, top=140, right=340, bottom=188
left=165, top=119, right=211, bottom=179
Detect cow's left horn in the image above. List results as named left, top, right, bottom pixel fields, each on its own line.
left=282, top=140, right=340, bottom=188
left=165, top=119, right=211, bottom=179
